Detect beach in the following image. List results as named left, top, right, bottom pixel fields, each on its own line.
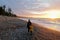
left=0, top=16, right=60, bottom=40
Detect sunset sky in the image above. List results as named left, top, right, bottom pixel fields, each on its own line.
left=0, top=0, right=60, bottom=18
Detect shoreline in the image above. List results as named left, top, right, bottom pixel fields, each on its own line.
left=32, top=23, right=60, bottom=32
left=32, top=23, right=60, bottom=40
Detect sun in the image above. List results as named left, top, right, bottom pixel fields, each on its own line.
left=48, top=11, right=57, bottom=18
left=46, top=10, right=60, bottom=19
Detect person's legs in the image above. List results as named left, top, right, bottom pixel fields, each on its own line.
left=28, top=29, right=29, bottom=32
left=28, top=27, right=29, bottom=32
left=30, top=31, right=32, bottom=35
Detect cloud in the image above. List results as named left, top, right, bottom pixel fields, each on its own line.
left=48, top=0, right=60, bottom=9
left=0, top=0, right=60, bottom=15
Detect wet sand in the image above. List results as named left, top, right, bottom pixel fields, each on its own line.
left=32, top=23, right=60, bottom=40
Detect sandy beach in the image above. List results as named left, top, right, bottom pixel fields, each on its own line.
left=0, top=16, right=60, bottom=40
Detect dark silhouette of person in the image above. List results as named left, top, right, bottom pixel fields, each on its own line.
left=27, top=19, right=32, bottom=32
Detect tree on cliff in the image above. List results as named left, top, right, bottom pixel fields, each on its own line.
left=0, top=5, right=17, bottom=17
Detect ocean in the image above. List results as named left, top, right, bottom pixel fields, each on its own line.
left=19, top=18, right=60, bottom=31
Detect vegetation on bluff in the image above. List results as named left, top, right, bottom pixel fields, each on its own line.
left=0, top=5, right=17, bottom=17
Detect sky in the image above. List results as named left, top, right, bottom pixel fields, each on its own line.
left=0, top=0, right=60, bottom=17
